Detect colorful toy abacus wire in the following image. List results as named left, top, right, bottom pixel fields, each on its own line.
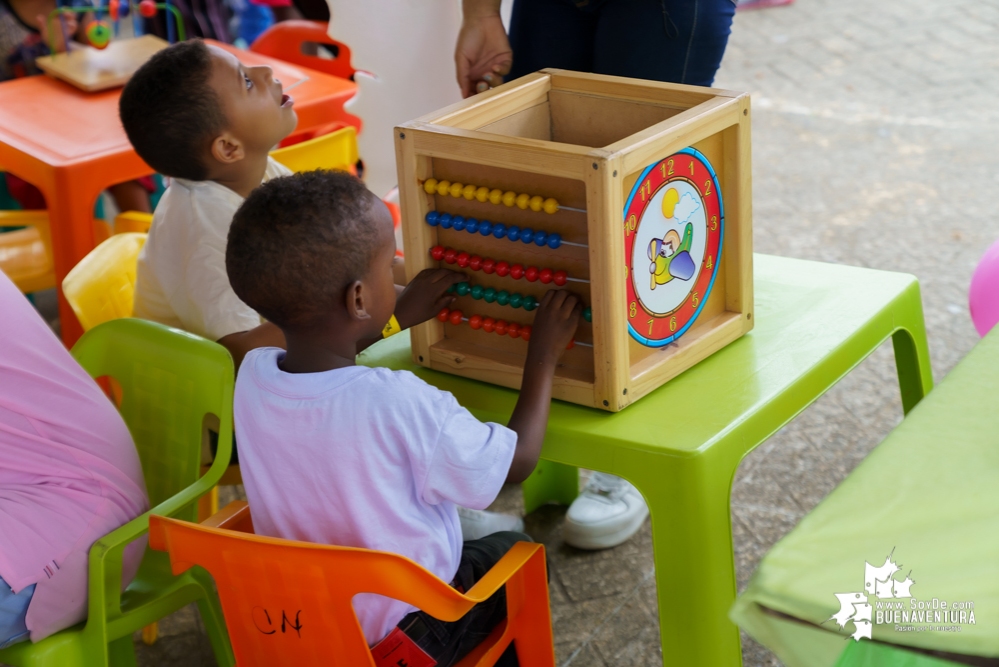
left=422, top=179, right=586, bottom=214
left=446, top=281, right=593, bottom=322
left=425, top=211, right=588, bottom=250
left=436, top=308, right=590, bottom=349
left=430, top=246, right=589, bottom=285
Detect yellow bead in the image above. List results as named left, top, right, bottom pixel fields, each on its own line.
left=436, top=180, right=451, bottom=196
left=423, top=178, right=438, bottom=194
left=516, top=193, right=531, bottom=209
left=502, top=191, right=517, bottom=207
left=449, top=182, right=464, bottom=198
left=543, top=197, right=559, bottom=214
left=529, top=195, right=544, bottom=212
left=476, top=186, right=490, bottom=202
left=462, top=184, right=477, bottom=200
left=489, top=189, right=503, bottom=205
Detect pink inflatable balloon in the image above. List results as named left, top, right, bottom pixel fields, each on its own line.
left=969, top=237, right=999, bottom=337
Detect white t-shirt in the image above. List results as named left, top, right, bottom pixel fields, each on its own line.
left=234, top=349, right=517, bottom=645
left=133, top=158, right=293, bottom=341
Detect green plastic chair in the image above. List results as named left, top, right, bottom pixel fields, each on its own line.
left=0, top=318, right=236, bottom=667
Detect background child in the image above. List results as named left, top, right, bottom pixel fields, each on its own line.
left=225, top=170, right=580, bottom=665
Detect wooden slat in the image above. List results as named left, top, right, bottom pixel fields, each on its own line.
left=544, top=68, right=743, bottom=107
left=419, top=74, right=551, bottom=129
left=723, top=95, right=755, bottom=322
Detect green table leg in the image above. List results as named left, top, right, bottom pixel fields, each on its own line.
left=891, top=282, right=934, bottom=415
left=522, top=459, right=579, bottom=514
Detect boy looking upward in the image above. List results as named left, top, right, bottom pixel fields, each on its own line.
left=226, top=170, right=580, bottom=664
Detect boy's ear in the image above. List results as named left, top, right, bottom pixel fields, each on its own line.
left=210, top=132, right=245, bottom=165
left=345, top=280, right=371, bottom=322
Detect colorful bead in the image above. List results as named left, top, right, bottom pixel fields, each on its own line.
left=465, top=218, right=479, bottom=234
left=529, top=195, right=544, bottom=212
left=430, top=245, right=445, bottom=261
left=449, top=182, right=464, bottom=198
left=482, top=258, right=496, bottom=274
left=566, top=339, right=575, bottom=350
left=449, top=309, right=464, bottom=325
left=425, top=211, right=439, bottom=226
left=543, top=198, right=559, bottom=214
left=506, top=225, right=521, bottom=242
left=523, top=296, right=538, bottom=311
left=507, top=323, right=521, bottom=338
left=469, top=255, right=483, bottom=271
left=436, top=307, right=450, bottom=322
left=516, top=193, right=531, bottom=210
left=509, top=293, right=523, bottom=308
left=502, top=191, right=517, bottom=207
left=539, top=268, right=553, bottom=284
left=525, top=266, right=540, bottom=282
left=456, top=252, right=470, bottom=268
left=469, top=314, right=483, bottom=329
left=138, top=0, right=157, bottom=17
left=491, top=223, right=507, bottom=239
left=483, top=287, right=497, bottom=303
left=519, top=228, right=534, bottom=245
left=510, top=264, right=524, bottom=280
left=554, top=270, right=567, bottom=286
left=444, top=248, right=457, bottom=264
left=87, top=21, right=111, bottom=49
left=423, top=179, right=438, bottom=194
left=496, top=290, right=510, bottom=306
left=482, top=317, right=496, bottom=333
left=436, top=180, right=451, bottom=196
left=471, top=285, right=484, bottom=300
left=520, top=325, right=532, bottom=341
left=495, top=261, right=510, bottom=277
left=495, top=320, right=508, bottom=336
left=546, top=233, right=562, bottom=249
left=478, top=220, right=492, bottom=236
left=109, top=0, right=120, bottom=21
left=439, top=213, right=453, bottom=229
left=533, top=230, right=548, bottom=246
left=476, top=186, right=490, bottom=202
left=583, top=307, right=592, bottom=323
left=489, top=189, right=503, bottom=205
left=452, top=216, right=467, bottom=231
left=456, top=282, right=470, bottom=296
left=462, top=184, right=477, bottom=200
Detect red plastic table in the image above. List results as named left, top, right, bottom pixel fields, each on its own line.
left=0, top=41, right=357, bottom=345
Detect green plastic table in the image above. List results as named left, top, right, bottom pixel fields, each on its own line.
left=731, top=327, right=999, bottom=667
left=358, top=253, right=934, bottom=666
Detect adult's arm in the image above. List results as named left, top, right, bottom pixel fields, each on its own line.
left=455, top=0, right=513, bottom=98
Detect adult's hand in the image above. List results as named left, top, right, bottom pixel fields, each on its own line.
left=455, top=0, right=513, bottom=98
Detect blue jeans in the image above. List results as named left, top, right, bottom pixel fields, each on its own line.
left=0, top=576, right=34, bottom=649
left=508, top=0, right=737, bottom=86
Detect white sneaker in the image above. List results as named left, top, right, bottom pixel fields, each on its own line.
left=563, top=472, right=649, bottom=550
left=457, top=506, right=525, bottom=542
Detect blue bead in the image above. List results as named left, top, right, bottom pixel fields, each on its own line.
left=547, top=233, right=562, bottom=249
left=520, top=227, right=535, bottom=244
left=491, top=222, right=507, bottom=238
left=533, top=230, right=548, bottom=246
left=465, top=218, right=479, bottom=234
left=439, top=213, right=453, bottom=229
left=478, top=220, right=493, bottom=236
left=453, top=216, right=466, bottom=231
left=425, top=211, right=439, bottom=226
left=507, top=225, right=521, bottom=242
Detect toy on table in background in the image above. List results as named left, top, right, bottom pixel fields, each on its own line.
left=395, top=69, right=753, bottom=412
left=44, top=0, right=185, bottom=53
left=970, top=237, right=999, bottom=337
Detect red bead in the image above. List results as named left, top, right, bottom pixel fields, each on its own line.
left=469, top=314, right=483, bottom=330
left=510, top=264, right=524, bottom=280
left=449, top=310, right=464, bottom=325
left=456, top=252, right=470, bottom=268
left=507, top=323, right=521, bottom=338
left=443, top=248, right=458, bottom=264
left=539, top=268, right=554, bottom=284
left=520, top=325, right=531, bottom=341
left=566, top=339, right=575, bottom=350
left=495, top=261, right=510, bottom=277
left=482, top=258, right=496, bottom=274
left=554, top=270, right=568, bottom=286
left=525, top=266, right=540, bottom=282
left=436, top=307, right=450, bottom=322
left=139, top=0, right=157, bottom=17
left=430, top=245, right=445, bottom=261
left=495, top=320, right=508, bottom=336
left=482, top=317, right=496, bottom=333
left=469, top=255, right=483, bottom=271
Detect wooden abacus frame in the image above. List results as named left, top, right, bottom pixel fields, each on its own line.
left=395, top=69, right=752, bottom=412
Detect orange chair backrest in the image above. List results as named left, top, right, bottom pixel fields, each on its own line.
left=251, top=20, right=355, bottom=81
left=149, top=502, right=555, bottom=667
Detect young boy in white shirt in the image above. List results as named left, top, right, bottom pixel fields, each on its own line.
left=225, top=170, right=581, bottom=665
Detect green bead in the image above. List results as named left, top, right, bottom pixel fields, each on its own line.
left=509, top=293, right=524, bottom=309
left=446, top=284, right=455, bottom=294
left=470, top=284, right=484, bottom=300
left=483, top=287, right=498, bottom=303
left=496, top=290, right=510, bottom=306
left=583, top=307, right=592, bottom=322
left=456, top=282, right=471, bottom=296
left=523, top=295, right=538, bottom=311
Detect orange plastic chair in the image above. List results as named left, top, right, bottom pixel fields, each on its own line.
left=250, top=20, right=355, bottom=82
left=149, top=501, right=556, bottom=667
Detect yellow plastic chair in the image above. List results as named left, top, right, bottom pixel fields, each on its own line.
left=0, top=211, right=53, bottom=293
left=114, top=210, right=153, bottom=234
left=270, top=125, right=358, bottom=173
left=62, top=232, right=146, bottom=332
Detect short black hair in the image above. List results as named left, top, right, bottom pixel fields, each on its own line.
left=226, top=170, right=382, bottom=329
left=119, top=40, right=226, bottom=180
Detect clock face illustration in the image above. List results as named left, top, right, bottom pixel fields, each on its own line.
left=623, top=147, right=724, bottom=347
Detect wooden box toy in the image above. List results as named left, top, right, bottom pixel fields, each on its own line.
left=394, top=69, right=752, bottom=412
